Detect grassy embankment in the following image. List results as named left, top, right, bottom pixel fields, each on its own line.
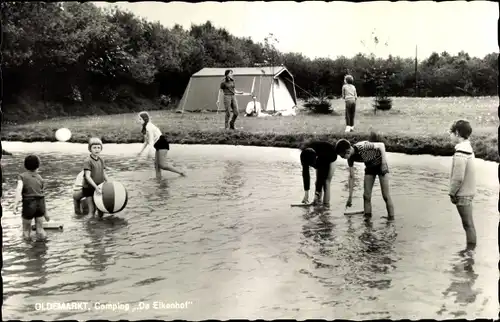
left=2, top=97, right=498, bottom=162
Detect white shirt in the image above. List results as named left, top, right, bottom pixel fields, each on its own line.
left=342, top=84, right=357, bottom=101
left=246, top=100, right=262, bottom=115
left=146, top=122, right=162, bottom=145
left=73, top=171, right=84, bottom=191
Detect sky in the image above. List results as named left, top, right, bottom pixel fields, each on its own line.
left=92, top=1, right=498, bottom=60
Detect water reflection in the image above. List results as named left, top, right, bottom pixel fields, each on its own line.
left=219, top=161, right=244, bottom=200
left=442, top=249, right=479, bottom=305
left=82, top=216, right=127, bottom=273
left=343, top=218, right=398, bottom=291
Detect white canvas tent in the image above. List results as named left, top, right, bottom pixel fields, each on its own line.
left=176, top=66, right=298, bottom=114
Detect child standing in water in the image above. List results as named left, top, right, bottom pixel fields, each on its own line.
left=448, top=120, right=476, bottom=250
left=335, top=139, right=394, bottom=220
left=82, top=138, right=108, bottom=218
left=13, top=155, right=50, bottom=241
left=72, top=170, right=85, bottom=214
left=137, top=111, right=186, bottom=179
left=342, top=75, right=357, bottom=132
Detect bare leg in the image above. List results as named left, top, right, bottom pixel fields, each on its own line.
left=457, top=204, right=477, bottom=249
left=154, top=151, right=162, bottom=180
left=73, top=190, right=84, bottom=215
left=379, top=174, right=395, bottom=219
left=22, top=218, right=32, bottom=240
left=323, top=162, right=335, bottom=206
left=157, top=150, right=185, bottom=176
left=34, top=216, right=47, bottom=241
left=86, top=196, right=96, bottom=216
left=363, top=174, right=376, bottom=217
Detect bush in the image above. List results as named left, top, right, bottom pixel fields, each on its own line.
left=373, top=97, right=393, bottom=111
left=326, top=94, right=335, bottom=100
left=304, top=97, right=333, bottom=114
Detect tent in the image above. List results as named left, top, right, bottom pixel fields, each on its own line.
left=176, top=66, right=298, bottom=114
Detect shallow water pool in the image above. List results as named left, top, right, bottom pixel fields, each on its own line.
left=1, top=142, right=498, bottom=320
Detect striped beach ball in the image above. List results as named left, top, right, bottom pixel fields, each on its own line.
left=93, top=181, right=128, bottom=214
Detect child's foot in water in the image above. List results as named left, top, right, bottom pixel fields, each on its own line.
left=23, top=232, right=31, bottom=241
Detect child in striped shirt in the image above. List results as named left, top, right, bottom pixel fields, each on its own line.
left=448, top=120, right=476, bottom=250
left=335, top=139, right=395, bottom=220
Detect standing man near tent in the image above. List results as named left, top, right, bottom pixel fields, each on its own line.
left=217, top=69, right=246, bottom=130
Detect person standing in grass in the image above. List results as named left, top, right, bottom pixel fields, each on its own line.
left=216, top=69, right=246, bottom=130
left=342, top=75, right=358, bottom=132
left=448, top=120, right=476, bottom=250
left=137, top=111, right=186, bottom=179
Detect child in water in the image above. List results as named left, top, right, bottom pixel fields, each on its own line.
left=13, top=155, right=51, bottom=241
left=137, top=111, right=186, bottom=179
left=82, top=137, right=109, bottom=218
left=300, top=141, right=337, bottom=208
left=448, top=120, right=476, bottom=250
left=72, top=170, right=85, bottom=214
left=335, top=139, right=394, bottom=220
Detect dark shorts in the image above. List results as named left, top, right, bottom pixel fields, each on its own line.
left=365, top=164, right=389, bottom=176
left=153, top=135, right=170, bottom=150
left=82, top=187, right=95, bottom=198
left=22, top=197, right=46, bottom=220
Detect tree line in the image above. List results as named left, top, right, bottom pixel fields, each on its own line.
left=1, top=2, right=497, bottom=122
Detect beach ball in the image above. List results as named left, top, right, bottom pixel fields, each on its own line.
left=93, top=181, right=128, bottom=214
left=55, top=128, right=72, bottom=142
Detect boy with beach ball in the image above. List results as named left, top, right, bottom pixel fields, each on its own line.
left=81, top=138, right=109, bottom=219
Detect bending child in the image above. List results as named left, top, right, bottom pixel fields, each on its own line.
left=335, top=139, right=394, bottom=220
left=300, top=141, right=337, bottom=208
left=448, top=120, right=476, bottom=250
left=13, top=155, right=51, bottom=241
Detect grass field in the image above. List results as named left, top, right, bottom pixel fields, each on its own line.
left=2, top=96, right=499, bottom=161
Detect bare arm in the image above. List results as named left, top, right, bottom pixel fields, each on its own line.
left=373, top=142, right=387, bottom=163
left=138, top=130, right=150, bottom=155
left=84, top=170, right=99, bottom=190
left=13, top=179, right=23, bottom=212
left=342, top=85, right=346, bottom=99
left=354, top=87, right=358, bottom=101
left=347, top=167, right=355, bottom=199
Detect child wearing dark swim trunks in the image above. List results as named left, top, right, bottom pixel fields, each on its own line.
left=448, top=120, right=476, bottom=250
left=82, top=137, right=109, bottom=218
left=335, top=139, right=394, bottom=219
left=300, top=141, right=337, bottom=208
left=137, top=111, right=185, bottom=179
left=13, top=155, right=50, bottom=240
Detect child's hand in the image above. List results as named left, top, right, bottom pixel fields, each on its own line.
left=96, top=186, right=102, bottom=195
left=450, top=195, right=458, bottom=204
left=44, top=215, right=50, bottom=222
left=345, top=197, right=353, bottom=208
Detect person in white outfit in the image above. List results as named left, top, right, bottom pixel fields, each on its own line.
left=342, top=75, right=358, bottom=132
left=245, top=96, right=262, bottom=117
left=137, top=111, right=186, bottom=179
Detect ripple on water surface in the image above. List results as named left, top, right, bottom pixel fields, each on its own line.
left=1, top=142, right=498, bottom=320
